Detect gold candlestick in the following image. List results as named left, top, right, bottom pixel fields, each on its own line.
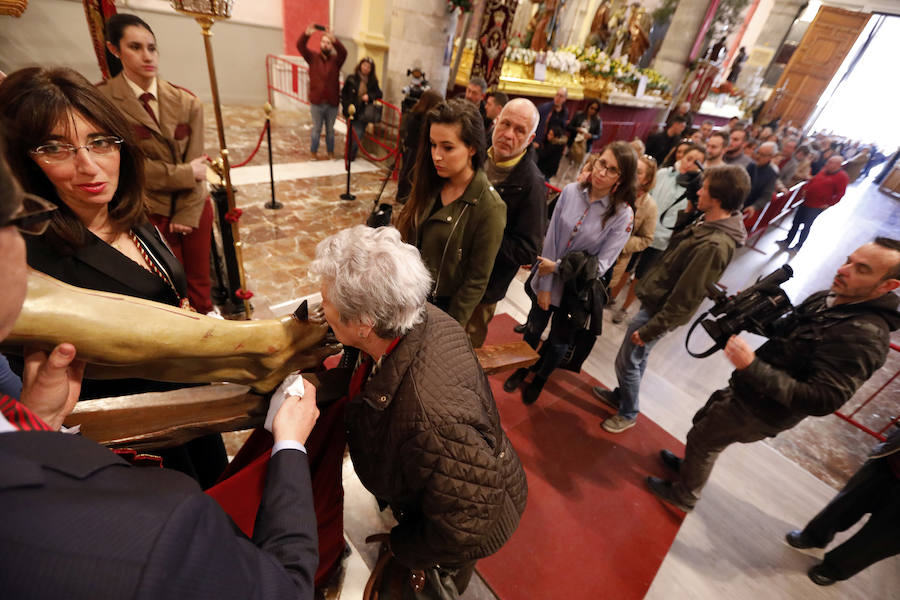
left=169, top=1, right=251, bottom=317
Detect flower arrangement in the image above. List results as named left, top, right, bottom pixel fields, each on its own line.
left=643, top=69, right=671, bottom=93
left=505, top=46, right=537, bottom=65
left=545, top=50, right=582, bottom=75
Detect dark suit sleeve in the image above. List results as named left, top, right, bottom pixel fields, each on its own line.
left=137, top=449, right=317, bottom=600
left=253, top=449, right=318, bottom=595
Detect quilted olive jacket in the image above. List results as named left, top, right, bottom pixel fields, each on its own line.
left=345, top=304, right=527, bottom=570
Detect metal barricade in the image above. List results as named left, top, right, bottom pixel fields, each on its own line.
left=835, top=343, right=900, bottom=441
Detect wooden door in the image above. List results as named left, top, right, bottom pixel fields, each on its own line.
left=763, top=6, right=869, bottom=126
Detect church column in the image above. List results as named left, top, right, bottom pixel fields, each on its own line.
left=386, top=0, right=460, bottom=102
left=651, top=0, right=719, bottom=90
left=354, top=0, right=392, bottom=88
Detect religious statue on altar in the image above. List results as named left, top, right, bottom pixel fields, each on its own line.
left=625, top=3, right=651, bottom=65
left=587, top=0, right=622, bottom=49
left=526, top=0, right=559, bottom=52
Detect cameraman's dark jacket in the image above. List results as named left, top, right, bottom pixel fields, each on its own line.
left=635, top=211, right=747, bottom=342
left=729, top=290, right=900, bottom=430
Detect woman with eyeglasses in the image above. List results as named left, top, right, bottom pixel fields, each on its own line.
left=98, top=14, right=214, bottom=315
left=340, top=56, right=383, bottom=161
left=504, top=142, right=636, bottom=405
left=0, top=66, right=229, bottom=486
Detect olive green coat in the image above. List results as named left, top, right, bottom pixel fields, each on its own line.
left=412, top=169, right=506, bottom=326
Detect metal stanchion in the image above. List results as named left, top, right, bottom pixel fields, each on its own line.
left=263, top=102, right=282, bottom=209
left=341, top=104, right=357, bottom=201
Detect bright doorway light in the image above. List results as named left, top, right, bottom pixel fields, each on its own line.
left=808, top=15, right=900, bottom=150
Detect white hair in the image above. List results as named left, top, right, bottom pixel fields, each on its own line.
left=501, top=97, right=540, bottom=138
left=759, top=141, right=778, bottom=155
left=309, top=225, right=433, bottom=338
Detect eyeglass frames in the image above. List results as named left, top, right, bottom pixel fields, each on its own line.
left=28, top=136, right=124, bottom=164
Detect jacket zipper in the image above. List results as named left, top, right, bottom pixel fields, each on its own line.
left=432, top=203, right=469, bottom=297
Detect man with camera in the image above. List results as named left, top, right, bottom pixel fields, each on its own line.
left=297, top=24, right=347, bottom=160
left=595, top=165, right=750, bottom=433
left=648, top=237, right=900, bottom=514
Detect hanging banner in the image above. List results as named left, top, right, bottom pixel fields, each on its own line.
left=82, top=0, right=118, bottom=79
left=472, top=0, right=519, bottom=89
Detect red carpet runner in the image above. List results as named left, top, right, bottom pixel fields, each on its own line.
left=476, top=314, right=686, bottom=600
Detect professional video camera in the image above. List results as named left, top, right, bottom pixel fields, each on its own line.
left=401, top=67, right=429, bottom=113
left=686, top=265, right=794, bottom=358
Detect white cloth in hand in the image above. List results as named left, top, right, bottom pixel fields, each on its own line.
left=264, top=370, right=306, bottom=433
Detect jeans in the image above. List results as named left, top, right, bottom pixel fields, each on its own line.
left=310, top=103, right=338, bottom=154
left=614, top=308, right=659, bottom=420
left=348, top=119, right=367, bottom=160
left=783, top=204, right=824, bottom=248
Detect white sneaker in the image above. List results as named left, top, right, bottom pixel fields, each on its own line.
left=206, top=308, right=225, bottom=320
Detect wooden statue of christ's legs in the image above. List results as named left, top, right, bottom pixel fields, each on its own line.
left=4, top=271, right=339, bottom=393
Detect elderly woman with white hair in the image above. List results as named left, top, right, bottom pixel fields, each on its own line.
left=310, top=225, right=527, bottom=598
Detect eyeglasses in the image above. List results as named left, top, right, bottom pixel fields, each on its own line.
left=29, top=136, right=124, bottom=164
left=594, top=159, right=620, bottom=178
left=2, top=193, right=58, bottom=236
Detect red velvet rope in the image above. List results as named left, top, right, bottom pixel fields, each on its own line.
left=235, top=288, right=254, bottom=300
left=224, top=208, right=243, bottom=223
left=232, top=121, right=270, bottom=168
left=346, top=120, right=399, bottom=164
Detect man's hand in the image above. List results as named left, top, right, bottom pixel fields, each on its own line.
left=742, top=206, right=756, bottom=219
left=630, top=330, right=645, bottom=347
left=20, top=343, right=85, bottom=430
left=536, top=256, right=556, bottom=276
left=190, top=155, right=208, bottom=181
left=305, top=24, right=316, bottom=36
left=537, top=290, right=551, bottom=311
left=724, top=335, right=755, bottom=369
left=169, top=222, right=194, bottom=234
left=272, top=378, right=320, bottom=445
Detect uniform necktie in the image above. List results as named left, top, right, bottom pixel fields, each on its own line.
left=139, top=92, right=159, bottom=126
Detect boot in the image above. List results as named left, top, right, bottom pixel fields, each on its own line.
left=503, top=368, right=529, bottom=393
left=522, top=375, right=547, bottom=405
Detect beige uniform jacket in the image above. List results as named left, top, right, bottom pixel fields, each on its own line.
left=98, top=73, right=207, bottom=227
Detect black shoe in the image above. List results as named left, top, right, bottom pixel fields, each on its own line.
left=591, top=386, right=620, bottom=410
left=807, top=564, right=838, bottom=586
left=659, top=449, right=682, bottom=473
left=522, top=376, right=546, bottom=405
left=646, top=476, right=694, bottom=512
left=513, top=323, right=527, bottom=334
left=785, top=530, right=824, bottom=550
left=503, top=368, right=529, bottom=393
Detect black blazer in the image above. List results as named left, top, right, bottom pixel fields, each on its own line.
left=21, top=222, right=189, bottom=400
left=0, top=431, right=318, bottom=599
left=25, top=222, right=188, bottom=306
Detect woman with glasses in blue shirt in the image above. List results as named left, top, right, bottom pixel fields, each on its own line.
left=504, top=142, right=637, bottom=405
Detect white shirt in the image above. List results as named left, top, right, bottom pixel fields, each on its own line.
left=123, top=73, right=159, bottom=120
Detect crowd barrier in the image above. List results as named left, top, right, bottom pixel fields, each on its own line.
left=835, top=342, right=900, bottom=441
left=742, top=181, right=806, bottom=253
left=266, top=54, right=400, bottom=175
